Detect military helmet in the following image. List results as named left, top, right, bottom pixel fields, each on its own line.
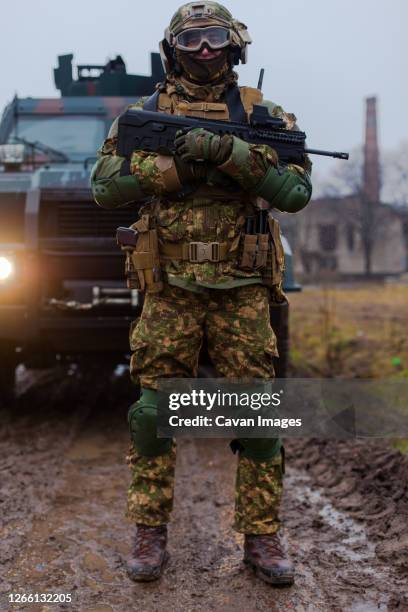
left=160, top=2, right=252, bottom=73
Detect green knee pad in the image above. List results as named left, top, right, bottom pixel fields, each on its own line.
left=237, top=437, right=282, bottom=462
left=128, top=388, right=172, bottom=457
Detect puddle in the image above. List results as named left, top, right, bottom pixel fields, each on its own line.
left=287, top=468, right=390, bottom=611
left=288, top=470, right=376, bottom=561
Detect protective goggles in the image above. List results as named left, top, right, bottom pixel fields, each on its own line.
left=174, top=26, right=230, bottom=52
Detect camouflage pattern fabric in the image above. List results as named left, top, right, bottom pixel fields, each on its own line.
left=169, top=2, right=235, bottom=35
left=129, top=150, right=168, bottom=196
left=126, top=281, right=282, bottom=533
left=140, top=196, right=264, bottom=291
left=127, top=442, right=283, bottom=533
left=166, top=71, right=238, bottom=102
left=219, top=141, right=280, bottom=192
left=127, top=443, right=176, bottom=526
left=90, top=46, right=309, bottom=536
left=234, top=452, right=283, bottom=535
left=129, top=282, right=277, bottom=388
left=91, top=74, right=311, bottom=292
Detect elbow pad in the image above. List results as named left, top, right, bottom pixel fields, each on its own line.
left=90, top=156, right=145, bottom=208
left=92, top=174, right=144, bottom=209
left=254, top=166, right=312, bottom=213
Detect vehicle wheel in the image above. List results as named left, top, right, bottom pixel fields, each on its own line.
left=270, top=301, right=289, bottom=378
left=0, top=344, right=17, bottom=406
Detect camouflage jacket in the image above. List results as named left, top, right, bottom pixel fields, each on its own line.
left=91, top=74, right=312, bottom=293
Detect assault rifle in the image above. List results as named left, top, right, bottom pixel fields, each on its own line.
left=116, top=105, right=349, bottom=165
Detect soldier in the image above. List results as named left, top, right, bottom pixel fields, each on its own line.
left=91, top=1, right=312, bottom=585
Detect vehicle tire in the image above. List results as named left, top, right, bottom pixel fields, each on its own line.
left=270, top=301, right=289, bottom=379
left=0, top=344, right=17, bottom=406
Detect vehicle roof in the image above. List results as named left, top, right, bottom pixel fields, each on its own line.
left=0, top=95, right=142, bottom=145
left=0, top=51, right=164, bottom=142
left=12, top=96, right=138, bottom=120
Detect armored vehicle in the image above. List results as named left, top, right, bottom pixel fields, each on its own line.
left=0, top=53, right=297, bottom=402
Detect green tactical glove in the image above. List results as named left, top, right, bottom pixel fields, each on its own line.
left=174, top=128, right=233, bottom=166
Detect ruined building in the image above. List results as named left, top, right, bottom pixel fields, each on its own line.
left=277, top=97, right=408, bottom=280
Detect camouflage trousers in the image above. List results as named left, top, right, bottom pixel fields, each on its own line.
left=127, top=282, right=283, bottom=535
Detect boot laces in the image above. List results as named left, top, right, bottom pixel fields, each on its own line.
left=253, top=533, right=285, bottom=559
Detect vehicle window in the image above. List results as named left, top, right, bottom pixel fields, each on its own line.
left=8, top=116, right=105, bottom=159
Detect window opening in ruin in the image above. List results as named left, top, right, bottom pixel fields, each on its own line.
left=318, top=224, right=337, bottom=252
left=346, top=223, right=355, bottom=251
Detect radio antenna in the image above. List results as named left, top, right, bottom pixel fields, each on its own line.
left=257, top=68, right=265, bottom=91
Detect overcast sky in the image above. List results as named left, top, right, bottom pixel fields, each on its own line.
left=1, top=0, right=407, bottom=180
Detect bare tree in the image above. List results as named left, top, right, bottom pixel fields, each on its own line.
left=315, top=143, right=408, bottom=276
left=319, top=142, right=408, bottom=207
left=381, top=141, right=408, bottom=207
left=318, top=147, right=363, bottom=198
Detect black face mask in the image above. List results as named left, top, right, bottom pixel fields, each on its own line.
left=175, top=47, right=230, bottom=84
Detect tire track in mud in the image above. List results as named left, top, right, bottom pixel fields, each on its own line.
left=1, top=373, right=407, bottom=611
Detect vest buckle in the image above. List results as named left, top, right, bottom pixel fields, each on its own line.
left=189, top=242, right=220, bottom=263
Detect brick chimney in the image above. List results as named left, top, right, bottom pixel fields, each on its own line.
left=363, top=97, right=380, bottom=203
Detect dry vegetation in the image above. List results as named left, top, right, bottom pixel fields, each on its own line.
left=288, top=282, right=408, bottom=379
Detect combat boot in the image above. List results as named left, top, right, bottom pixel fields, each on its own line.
left=126, top=524, right=169, bottom=582
left=244, top=532, right=294, bottom=586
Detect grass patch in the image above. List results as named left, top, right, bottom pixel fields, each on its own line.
left=288, top=283, right=408, bottom=378
left=288, top=283, right=408, bottom=453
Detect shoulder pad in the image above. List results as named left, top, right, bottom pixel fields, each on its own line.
left=107, top=117, right=119, bottom=140
left=107, top=97, right=146, bottom=140
left=127, top=98, right=146, bottom=110
left=239, top=86, right=263, bottom=119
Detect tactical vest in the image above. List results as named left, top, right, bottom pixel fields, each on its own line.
left=124, top=83, right=286, bottom=301
left=142, top=83, right=263, bottom=122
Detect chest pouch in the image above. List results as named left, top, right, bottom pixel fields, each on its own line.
left=116, top=214, right=163, bottom=294
left=238, top=211, right=287, bottom=302
left=239, top=210, right=269, bottom=271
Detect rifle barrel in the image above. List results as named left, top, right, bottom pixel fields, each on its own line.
left=305, top=148, right=349, bottom=160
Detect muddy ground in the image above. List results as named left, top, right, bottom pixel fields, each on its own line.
left=1, top=368, right=407, bottom=612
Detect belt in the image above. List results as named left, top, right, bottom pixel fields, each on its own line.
left=160, top=241, right=233, bottom=263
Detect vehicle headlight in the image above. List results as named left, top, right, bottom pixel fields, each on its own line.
left=0, top=256, right=14, bottom=281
